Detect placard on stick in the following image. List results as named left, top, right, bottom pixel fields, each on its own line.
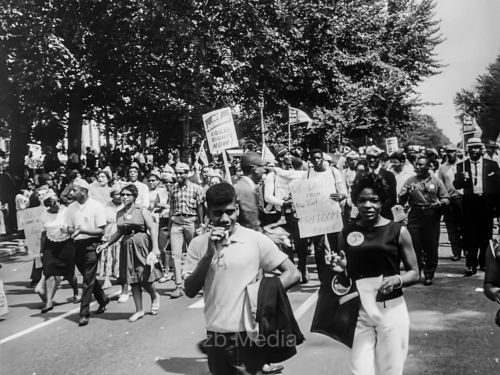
left=202, top=107, right=238, bottom=155
left=290, top=178, right=342, bottom=238
left=16, top=206, right=46, bottom=256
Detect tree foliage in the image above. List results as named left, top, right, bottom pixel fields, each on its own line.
left=454, top=54, right=500, bottom=141
left=1, top=0, right=442, bottom=180
left=400, top=114, right=450, bottom=149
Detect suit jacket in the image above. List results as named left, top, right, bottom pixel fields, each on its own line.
left=257, top=277, right=305, bottom=362
left=234, top=176, right=262, bottom=232
left=454, top=158, right=500, bottom=197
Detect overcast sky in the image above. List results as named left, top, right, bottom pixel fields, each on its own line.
left=417, top=0, right=500, bottom=143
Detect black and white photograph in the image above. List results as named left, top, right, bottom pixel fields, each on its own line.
left=1, top=1, right=500, bottom=374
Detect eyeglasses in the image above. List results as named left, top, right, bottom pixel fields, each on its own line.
left=120, top=193, right=133, bottom=197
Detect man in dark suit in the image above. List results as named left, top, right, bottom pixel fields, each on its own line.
left=454, top=138, right=500, bottom=276
left=234, top=152, right=267, bottom=232
left=355, top=146, right=397, bottom=220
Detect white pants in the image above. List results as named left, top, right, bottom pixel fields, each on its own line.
left=350, top=296, right=409, bottom=375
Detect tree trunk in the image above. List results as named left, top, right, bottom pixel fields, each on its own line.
left=181, top=116, right=190, bottom=162
left=67, top=84, right=84, bottom=159
left=0, top=53, right=30, bottom=231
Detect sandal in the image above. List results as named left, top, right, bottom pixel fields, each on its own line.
left=151, top=293, right=160, bottom=315
left=129, top=311, right=145, bottom=322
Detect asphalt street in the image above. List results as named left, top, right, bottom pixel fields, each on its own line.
left=1, top=226, right=499, bottom=375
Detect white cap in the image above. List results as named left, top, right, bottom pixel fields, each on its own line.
left=73, top=177, right=90, bottom=190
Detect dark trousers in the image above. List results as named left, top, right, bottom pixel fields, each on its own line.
left=285, top=215, right=309, bottom=274
left=312, top=232, right=339, bottom=276
left=443, top=197, right=463, bottom=258
left=259, top=211, right=281, bottom=227
left=408, top=207, right=441, bottom=279
left=74, top=238, right=106, bottom=317
left=205, top=331, right=266, bottom=375
left=462, top=195, right=494, bottom=270
left=158, top=217, right=170, bottom=271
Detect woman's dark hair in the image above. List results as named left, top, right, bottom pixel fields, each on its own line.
left=351, top=173, right=388, bottom=204
left=206, top=182, right=236, bottom=209
left=121, top=184, right=139, bottom=199
left=389, top=152, right=406, bottom=163
left=96, top=170, right=111, bottom=185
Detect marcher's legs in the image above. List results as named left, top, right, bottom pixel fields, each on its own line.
left=443, top=198, right=463, bottom=258
left=131, top=284, right=143, bottom=312
left=129, top=283, right=145, bottom=322
left=75, top=242, right=106, bottom=317
left=374, top=298, right=409, bottom=375
left=170, top=222, right=184, bottom=287
left=350, top=307, right=376, bottom=375
left=420, top=213, right=441, bottom=280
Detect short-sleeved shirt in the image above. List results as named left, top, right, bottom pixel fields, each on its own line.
left=184, top=224, right=288, bottom=333
left=169, top=182, right=204, bottom=216
left=401, top=175, right=449, bottom=207
left=65, top=198, right=106, bottom=240
left=42, top=208, right=70, bottom=242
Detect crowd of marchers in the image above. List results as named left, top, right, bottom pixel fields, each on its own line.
left=1, top=138, right=500, bottom=375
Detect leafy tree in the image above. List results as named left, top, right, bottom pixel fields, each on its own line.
left=454, top=54, right=500, bottom=141
left=400, top=114, right=450, bottom=149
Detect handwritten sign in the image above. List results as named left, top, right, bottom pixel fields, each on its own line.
left=17, top=206, right=46, bottom=256
left=202, top=107, right=238, bottom=155
left=290, top=177, right=343, bottom=238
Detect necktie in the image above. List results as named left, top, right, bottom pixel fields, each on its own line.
left=472, top=162, right=478, bottom=186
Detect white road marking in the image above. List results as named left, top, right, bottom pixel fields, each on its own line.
left=294, top=292, right=318, bottom=320
left=188, top=298, right=205, bottom=309
left=0, top=289, right=121, bottom=345
left=1, top=287, right=319, bottom=345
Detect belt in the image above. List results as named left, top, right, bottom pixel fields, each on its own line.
left=411, top=205, right=440, bottom=211
left=174, top=214, right=197, bottom=218
left=73, top=237, right=101, bottom=243
left=122, top=229, right=146, bottom=236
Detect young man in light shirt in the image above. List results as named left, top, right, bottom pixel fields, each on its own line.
left=184, top=183, right=300, bottom=375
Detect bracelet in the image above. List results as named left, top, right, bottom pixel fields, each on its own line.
left=394, top=274, right=403, bottom=289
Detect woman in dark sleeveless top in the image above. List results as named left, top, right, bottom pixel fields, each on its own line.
left=332, top=174, right=419, bottom=375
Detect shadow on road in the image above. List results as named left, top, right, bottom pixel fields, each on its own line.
left=156, top=356, right=210, bottom=375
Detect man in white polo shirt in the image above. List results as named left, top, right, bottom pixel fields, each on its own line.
left=184, top=183, right=300, bottom=374
left=66, top=178, right=108, bottom=326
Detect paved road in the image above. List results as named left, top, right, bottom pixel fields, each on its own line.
left=1, top=228, right=499, bottom=375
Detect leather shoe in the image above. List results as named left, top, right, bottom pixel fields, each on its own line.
left=450, top=255, right=461, bottom=261
left=94, top=298, right=110, bottom=314
left=262, top=364, right=284, bottom=374
left=78, top=316, right=89, bottom=326
left=41, top=305, right=54, bottom=313
left=423, top=278, right=433, bottom=286
left=464, top=268, right=477, bottom=277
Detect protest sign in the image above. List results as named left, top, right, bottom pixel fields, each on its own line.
left=290, top=177, right=342, bottom=238
left=385, top=137, right=399, bottom=155
left=202, top=107, right=238, bottom=155
left=17, top=206, right=46, bottom=256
